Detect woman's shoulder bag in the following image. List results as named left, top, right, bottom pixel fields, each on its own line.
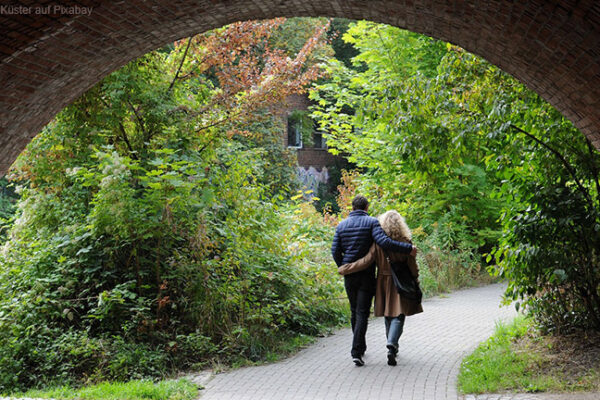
left=383, top=250, right=423, bottom=303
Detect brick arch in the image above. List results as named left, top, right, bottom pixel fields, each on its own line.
left=1, top=1, right=600, bottom=174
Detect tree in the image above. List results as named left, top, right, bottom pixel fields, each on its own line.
left=310, top=20, right=600, bottom=331
left=310, top=21, right=502, bottom=251
left=489, top=109, right=600, bottom=332
left=0, top=18, right=342, bottom=391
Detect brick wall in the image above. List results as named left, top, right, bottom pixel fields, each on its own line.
left=297, top=148, right=339, bottom=170
left=1, top=1, right=600, bottom=174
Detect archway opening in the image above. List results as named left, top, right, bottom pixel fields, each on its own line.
left=1, top=4, right=600, bottom=394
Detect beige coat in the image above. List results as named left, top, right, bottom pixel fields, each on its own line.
left=338, top=240, right=423, bottom=317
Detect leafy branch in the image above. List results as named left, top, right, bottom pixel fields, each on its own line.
left=585, top=138, right=600, bottom=208
left=99, top=96, right=138, bottom=160
left=510, top=123, right=594, bottom=208
left=127, top=100, right=149, bottom=141
left=167, top=36, right=192, bottom=93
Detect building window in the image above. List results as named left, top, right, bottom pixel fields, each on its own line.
left=288, top=112, right=306, bottom=148
left=313, top=131, right=326, bottom=149
left=287, top=110, right=326, bottom=149
left=287, top=115, right=302, bottom=148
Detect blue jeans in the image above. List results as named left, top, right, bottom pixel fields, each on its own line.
left=384, top=314, right=406, bottom=350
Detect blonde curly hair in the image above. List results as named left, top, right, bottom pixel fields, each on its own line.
left=378, top=210, right=412, bottom=242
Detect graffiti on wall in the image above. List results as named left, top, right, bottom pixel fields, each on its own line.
left=297, top=166, right=329, bottom=197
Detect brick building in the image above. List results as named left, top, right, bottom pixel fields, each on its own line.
left=280, top=94, right=344, bottom=194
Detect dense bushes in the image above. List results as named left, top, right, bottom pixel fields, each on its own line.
left=0, top=135, right=345, bottom=391
left=0, top=178, right=16, bottom=242
left=490, top=125, right=600, bottom=332
left=0, top=19, right=346, bottom=392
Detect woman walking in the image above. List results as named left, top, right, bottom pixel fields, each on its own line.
left=338, top=210, right=423, bottom=365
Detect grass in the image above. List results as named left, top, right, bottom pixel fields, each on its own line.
left=227, top=331, right=320, bottom=369
left=262, top=332, right=322, bottom=362
left=458, top=315, right=600, bottom=394
left=8, top=379, right=199, bottom=400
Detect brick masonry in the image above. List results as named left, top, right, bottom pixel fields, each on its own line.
left=296, top=148, right=338, bottom=170
left=1, top=1, right=600, bottom=174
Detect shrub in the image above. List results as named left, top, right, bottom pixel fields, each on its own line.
left=0, top=19, right=344, bottom=392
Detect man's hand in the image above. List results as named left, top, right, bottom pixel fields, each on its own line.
left=410, top=246, right=418, bottom=257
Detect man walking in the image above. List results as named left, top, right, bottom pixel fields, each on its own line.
left=331, top=195, right=417, bottom=366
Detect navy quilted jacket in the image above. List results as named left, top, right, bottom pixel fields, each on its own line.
left=331, top=210, right=413, bottom=268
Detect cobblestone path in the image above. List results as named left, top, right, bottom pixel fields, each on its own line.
left=200, top=283, right=517, bottom=400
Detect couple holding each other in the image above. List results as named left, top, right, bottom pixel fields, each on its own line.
left=331, top=195, right=423, bottom=367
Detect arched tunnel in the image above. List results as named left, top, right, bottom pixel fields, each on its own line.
left=1, top=0, right=600, bottom=174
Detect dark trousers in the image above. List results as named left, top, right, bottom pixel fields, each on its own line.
left=345, top=279, right=374, bottom=358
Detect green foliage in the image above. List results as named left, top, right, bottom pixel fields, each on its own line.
left=458, top=315, right=600, bottom=393
left=0, top=19, right=344, bottom=392
left=310, top=21, right=502, bottom=275
left=327, top=19, right=363, bottom=71
left=271, top=17, right=334, bottom=64
left=310, top=20, right=600, bottom=331
left=458, top=316, right=554, bottom=394
left=10, top=379, right=198, bottom=400
left=341, top=21, right=445, bottom=78
left=416, top=229, right=491, bottom=296
left=0, top=177, right=17, bottom=242
left=310, top=22, right=504, bottom=252
left=490, top=121, right=600, bottom=332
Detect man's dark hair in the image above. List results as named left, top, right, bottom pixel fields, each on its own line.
left=352, top=195, right=369, bottom=211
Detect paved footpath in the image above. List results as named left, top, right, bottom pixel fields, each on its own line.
left=3, top=284, right=596, bottom=400
left=199, top=283, right=521, bottom=400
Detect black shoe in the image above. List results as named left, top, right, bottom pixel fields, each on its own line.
left=386, top=345, right=397, bottom=366
left=353, top=356, right=365, bottom=367
left=387, top=351, right=397, bottom=366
